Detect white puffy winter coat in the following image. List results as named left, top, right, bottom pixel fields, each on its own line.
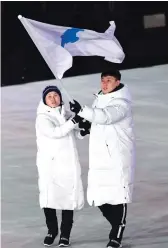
left=78, top=85, right=135, bottom=206
left=35, top=101, right=84, bottom=210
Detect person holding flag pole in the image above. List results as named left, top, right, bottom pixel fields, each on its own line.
left=69, top=69, right=135, bottom=248
left=35, top=83, right=90, bottom=247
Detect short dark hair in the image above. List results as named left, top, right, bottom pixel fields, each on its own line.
left=101, top=69, right=121, bottom=81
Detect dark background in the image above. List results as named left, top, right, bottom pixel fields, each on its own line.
left=1, top=1, right=168, bottom=86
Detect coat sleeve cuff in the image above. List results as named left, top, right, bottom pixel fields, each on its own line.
left=78, top=106, right=94, bottom=122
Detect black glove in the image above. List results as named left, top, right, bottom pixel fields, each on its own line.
left=69, top=100, right=81, bottom=114
left=79, top=119, right=91, bottom=137
left=80, top=128, right=90, bottom=137
left=78, top=119, right=91, bottom=130
left=72, top=114, right=83, bottom=124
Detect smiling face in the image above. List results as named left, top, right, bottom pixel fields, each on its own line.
left=101, top=75, right=120, bottom=94
left=45, top=91, right=61, bottom=108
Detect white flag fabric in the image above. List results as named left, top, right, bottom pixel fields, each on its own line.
left=18, top=15, right=125, bottom=79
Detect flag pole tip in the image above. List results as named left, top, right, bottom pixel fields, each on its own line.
left=18, top=15, right=22, bottom=20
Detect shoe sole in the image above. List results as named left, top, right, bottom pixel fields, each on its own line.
left=58, top=244, right=70, bottom=247
left=107, top=245, right=122, bottom=248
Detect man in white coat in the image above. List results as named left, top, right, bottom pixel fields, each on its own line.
left=70, top=69, right=135, bottom=248
left=36, top=86, right=88, bottom=247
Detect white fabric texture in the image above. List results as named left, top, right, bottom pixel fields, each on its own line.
left=35, top=101, right=84, bottom=210
left=78, top=85, right=136, bottom=206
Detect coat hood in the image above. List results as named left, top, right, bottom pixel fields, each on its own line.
left=37, top=100, right=63, bottom=116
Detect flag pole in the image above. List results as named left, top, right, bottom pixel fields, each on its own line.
left=55, top=78, right=74, bottom=103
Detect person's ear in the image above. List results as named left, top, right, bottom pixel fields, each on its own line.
left=116, top=80, right=120, bottom=86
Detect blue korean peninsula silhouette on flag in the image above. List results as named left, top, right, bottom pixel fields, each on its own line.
left=61, top=28, right=84, bottom=47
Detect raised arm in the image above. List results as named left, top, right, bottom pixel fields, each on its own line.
left=78, top=99, right=130, bottom=125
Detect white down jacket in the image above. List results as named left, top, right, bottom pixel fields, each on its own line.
left=78, top=85, right=135, bottom=206
left=35, top=101, right=84, bottom=210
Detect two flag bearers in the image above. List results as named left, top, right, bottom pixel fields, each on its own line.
left=70, top=69, right=135, bottom=248
left=20, top=14, right=135, bottom=248
left=35, top=69, right=135, bottom=248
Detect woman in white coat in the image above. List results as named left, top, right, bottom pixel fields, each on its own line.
left=35, top=85, right=85, bottom=247
left=70, top=70, right=135, bottom=248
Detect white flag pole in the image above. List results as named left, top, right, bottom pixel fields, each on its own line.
left=55, top=79, right=74, bottom=103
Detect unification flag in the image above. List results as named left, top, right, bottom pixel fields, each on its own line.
left=18, top=15, right=125, bottom=79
